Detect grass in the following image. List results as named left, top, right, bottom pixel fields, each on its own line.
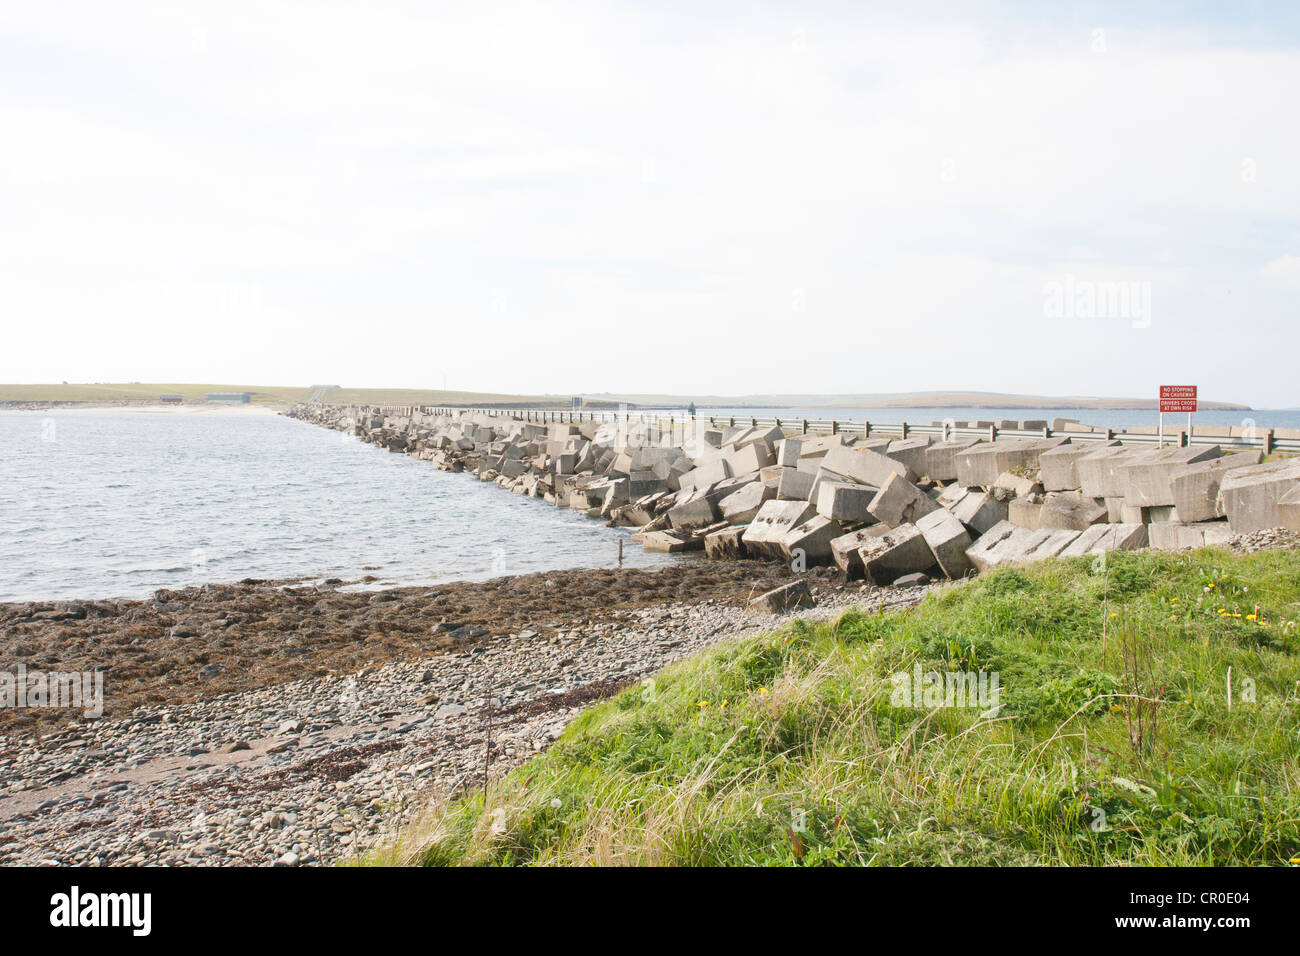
left=363, top=546, right=1300, bottom=866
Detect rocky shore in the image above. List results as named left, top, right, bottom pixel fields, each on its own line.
left=0, top=565, right=927, bottom=866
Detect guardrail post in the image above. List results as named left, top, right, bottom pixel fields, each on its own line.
left=900, top=421, right=908, bottom=439
left=801, top=419, right=808, bottom=434
left=989, top=425, right=997, bottom=442
left=831, top=420, right=838, bottom=435
left=1264, top=428, right=1275, bottom=455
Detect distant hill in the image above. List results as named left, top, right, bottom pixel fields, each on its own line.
left=0, top=384, right=1250, bottom=411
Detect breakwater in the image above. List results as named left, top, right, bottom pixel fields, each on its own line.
left=286, top=404, right=1300, bottom=585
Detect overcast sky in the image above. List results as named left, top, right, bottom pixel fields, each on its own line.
left=2, top=2, right=1297, bottom=406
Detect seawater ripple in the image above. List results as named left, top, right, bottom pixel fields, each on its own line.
left=0, top=410, right=673, bottom=602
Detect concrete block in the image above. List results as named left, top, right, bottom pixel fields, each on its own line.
left=915, top=507, right=974, bottom=578
left=830, top=526, right=892, bottom=577
left=719, top=481, right=776, bottom=524
left=1057, top=523, right=1149, bottom=557
left=1057, top=523, right=1111, bottom=557
left=926, top=439, right=982, bottom=482
left=965, top=521, right=1025, bottom=573
left=867, top=472, right=939, bottom=527
left=780, top=515, right=843, bottom=564
left=1038, top=442, right=1119, bottom=491
left=816, top=481, right=877, bottom=522
left=951, top=491, right=1009, bottom=535
left=750, top=580, right=814, bottom=613
left=993, top=471, right=1043, bottom=497
left=1008, top=498, right=1042, bottom=530
left=667, top=492, right=719, bottom=531
left=726, top=441, right=775, bottom=475
left=1217, top=459, right=1300, bottom=533
left=1077, top=446, right=1150, bottom=499
left=704, top=525, right=748, bottom=559
left=678, top=459, right=731, bottom=493
left=819, top=444, right=914, bottom=486
left=1277, top=485, right=1300, bottom=533
left=1118, top=445, right=1221, bottom=508
left=857, top=524, right=936, bottom=584
left=885, top=437, right=932, bottom=477
left=641, top=530, right=704, bottom=553
left=1039, top=492, right=1108, bottom=531
left=1168, top=450, right=1265, bottom=522
left=775, top=438, right=801, bottom=467
left=1148, top=521, right=1233, bottom=551
left=954, top=438, right=1068, bottom=488
left=776, top=467, right=815, bottom=501
left=742, top=500, right=816, bottom=558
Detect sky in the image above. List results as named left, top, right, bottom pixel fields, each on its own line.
left=1, top=1, right=1298, bottom=406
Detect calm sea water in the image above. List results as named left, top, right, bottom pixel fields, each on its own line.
left=0, top=410, right=672, bottom=603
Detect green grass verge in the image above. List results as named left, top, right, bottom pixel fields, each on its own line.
left=364, top=546, right=1300, bottom=867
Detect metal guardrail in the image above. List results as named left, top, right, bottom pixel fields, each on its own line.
left=329, top=404, right=1296, bottom=455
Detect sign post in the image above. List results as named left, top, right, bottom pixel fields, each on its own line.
left=1159, top=385, right=1197, bottom=448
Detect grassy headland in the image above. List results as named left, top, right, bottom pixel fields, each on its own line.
left=369, top=546, right=1300, bottom=866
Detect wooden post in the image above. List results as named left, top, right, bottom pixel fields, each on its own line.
left=900, top=421, right=909, bottom=439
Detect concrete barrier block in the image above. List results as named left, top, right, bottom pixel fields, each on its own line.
left=867, top=472, right=939, bottom=527
left=780, top=515, right=843, bottom=564
left=704, top=525, right=748, bottom=559
left=830, top=526, right=892, bottom=577
left=1277, top=486, right=1300, bottom=533
left=951, top=490, right=1009, bottom=535
left=1148, top=521, right=1233, bottom=550
left=776, top=467, right=815, bottom=501
left=816, top=481, right=877, bottom=522
left=1039, top=492, right=1108, bottom=531
left=885, top=437, right=932, bottom=477
left=1217, top=459, right=1300, bottom=533
left=719, top=481, right=776, bottom=524
left=1118, top=445, right=1221, bottom=508
left=857, top=524, right=936, bottom=584
left=742, top=500, right=816, bottom=558
left=925, top=439, right=982, bottom=482
left=820, top=444, right=914, bottom=486
left=1168, top=450, right=1264, bottom=522
left=1008, top=498, right=1042, bottom=529
left=915, top=507, right=974, bottom=578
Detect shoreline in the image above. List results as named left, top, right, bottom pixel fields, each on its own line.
left=0, top=563, right=922, bottom=866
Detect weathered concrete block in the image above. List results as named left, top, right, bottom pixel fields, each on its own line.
left=719, top=481, right=776, bottom=524
left=993, top=471, right=1042, bottom=497
left=867, top=472, right=939, bottom=527
left=1277, top=485, right=1300, bottom=533
left=951, top=491, right=1009, bottom=535
left=641, top=530, right=703, bottom=553
left=1168, top=450, right=1265, bottom=522
left=776, top=467, right=815, bottom=501
left=726, top=441, right=775, bottom=476
left=885, top=437, right=932, bottom=477
left=775, top=438, right=802, bottom=467
left=925, top=439, right=981, bottom=482
left=750, top=580, right=814, bottom=613
left=1148, top=521, right=1233, bottom=550
left=678, top=459, right=731, bottom=493
left=816, top=481, right=876, bottom=522
left=858, top=524, right=936, bottom=584
left=704, top=525, right=748, bottom=559
left=830, top=526, right=892, bottom=577
left=954, top=438, right=1067, bottom=488
left=667, top=492, right=718, bottom=530
left=819, top=444, right=913, bottom=486
left=965, top=521, right=1024, bottom=573
left=742, top=500, right=816, bottom=558
left=1217, top=459, right=1300, bottom=533
left=915, top=507, right=974, bottom=578
left=780, top=515, right=843, bottom=564
left=1008, top=498, right=1042, bottom=530
left=1118, top=445, right=1221, bottom=508
left=1077, top=446, right=1150, bottom=499
left=1058, top=523, right=1147, bottom=557
left=1039, top=492, right=1108, bottom=531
